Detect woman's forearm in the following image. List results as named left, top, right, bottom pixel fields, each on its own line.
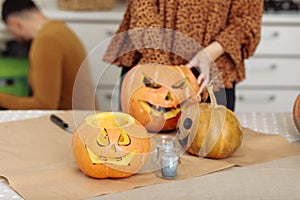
left=204, top=41, right=225, bottom=61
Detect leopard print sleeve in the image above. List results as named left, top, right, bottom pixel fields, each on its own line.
left=215, top=0, right=263, bottom=66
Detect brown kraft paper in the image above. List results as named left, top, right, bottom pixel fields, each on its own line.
left=0, top=111, right=299, bottom=200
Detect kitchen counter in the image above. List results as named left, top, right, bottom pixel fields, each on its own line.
left=37, top=5, right=300, bottom=25
left=2, top=2, right=300, bottom=50
left=0, top=0, right=126, bottom=30
left=263, top=11, right=300, bottom=24
left=39, top=1, right=300, bottom=24
left=41, top=0, right=126, bottom=22
left=41, top=1, right=300, bottom=24
left=0, top=110, right=300, bottom=199
left=1, top=1, right=300, bottom=27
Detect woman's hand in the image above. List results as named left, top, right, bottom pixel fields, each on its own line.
left=185, top=41, right=224, bottom=92
left=185, top=50, right=212, bottom=92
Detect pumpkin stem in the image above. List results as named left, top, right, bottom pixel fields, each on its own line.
left=196, top=72, right=222, bottom=107
left=208, top=72, right=223, bottom=107
left=206, top=84, right=217, bottom=108
left=207, top=72, right=223, bottom=88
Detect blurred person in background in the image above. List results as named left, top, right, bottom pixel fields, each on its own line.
left=0, top=0, right=95, bottom=110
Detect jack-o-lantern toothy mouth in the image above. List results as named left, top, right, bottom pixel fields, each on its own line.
left=139, top=100, right=181, bottom=119
left=86, top=147, right=136, bottom=166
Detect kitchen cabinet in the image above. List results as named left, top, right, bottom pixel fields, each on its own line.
left=66, top=22, right=122, bottom=111
left=235, top=14, right=300, bottom=112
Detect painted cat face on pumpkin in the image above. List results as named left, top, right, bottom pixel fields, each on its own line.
left=121, top=64, right=199, bottom=133
left=175, top=97, right=200, bottom=150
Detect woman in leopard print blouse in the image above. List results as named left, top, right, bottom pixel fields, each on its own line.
left=103, top=0, right=263, bottom=111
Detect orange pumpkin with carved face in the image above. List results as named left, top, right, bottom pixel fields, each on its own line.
left=293, top=93, right=300, bottom=132
left=121, top=64, right=199, bottom=133
left=72, top=112, right=150, bottom=178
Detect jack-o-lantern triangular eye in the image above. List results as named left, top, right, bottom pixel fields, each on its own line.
left=96, top=128, right=110, bottom=147
left=172, top=78, right=189, bottom=89
left=142, top=73, right=161, bottom=89
left=118, top=130, right=131, bottom=146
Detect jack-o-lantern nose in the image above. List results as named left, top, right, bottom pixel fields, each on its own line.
left=110, top=144, right=117, bottom=152
left=165, top=92, right=173, bottom=102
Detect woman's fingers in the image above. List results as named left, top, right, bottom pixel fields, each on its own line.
left=197, top=73, right=208, bottom=92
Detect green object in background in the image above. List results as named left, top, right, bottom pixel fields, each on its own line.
left=0, top=57, right=30, bottom=96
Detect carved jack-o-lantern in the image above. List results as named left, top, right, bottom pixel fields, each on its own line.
left=121, top=64, right=199, bottom=132
left=72, top=112, right=150, bottom=178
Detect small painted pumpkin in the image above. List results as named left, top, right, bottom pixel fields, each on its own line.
left=177, top=84, right=243, bottom=159
left=121, top=64, right=199, bottom=133
left=72, top=112, right=150, bottom=178
left=293, top=93, right=300, bottom=132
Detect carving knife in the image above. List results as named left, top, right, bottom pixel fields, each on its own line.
left=50, top=114, right=73, bottom=134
